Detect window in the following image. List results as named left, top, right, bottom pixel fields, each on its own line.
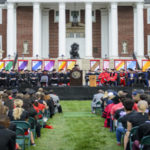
left=54, top=10, right=59, bottom=23
left=92, top=10, right=96, bottom=22
left=147, top=8, right=150, bottom=24
left=70, top=11, right=80, bottom=22
left=0, top=8, right=2, bottom=24
left=148, top=35, right=150, bottom=55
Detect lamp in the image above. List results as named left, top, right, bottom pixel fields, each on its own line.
left=61, top=54, right=64, bottom=60
left=8, top=54, right=11, bottom=60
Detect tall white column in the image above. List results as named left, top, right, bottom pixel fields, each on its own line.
left=134, top=6, right=137, bottom=54
left=85, top=2, right=93, bottom=58
left=136, top=3, right=144, bottom=57
left=7, top=3, right=16, bottom=58
left=59, top=3, right=66, bottom=57
left=109, top=2, right=118, bottom=58
left=101, top=9, right=109, bottom=58
left=33, top=2, right=42, bottom=58
left=42, top=9, right=49, bottom=58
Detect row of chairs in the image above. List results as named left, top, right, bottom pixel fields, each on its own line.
left=12, top=109, right=51, bottom=150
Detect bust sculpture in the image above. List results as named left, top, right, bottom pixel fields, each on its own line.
left=70, top=43, right=80, bottom=59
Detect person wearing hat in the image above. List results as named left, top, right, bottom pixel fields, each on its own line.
left=119, top=69, right=126, bottom=86
left=9, top=70, right=18, bottom=87
left=40, top=70, right=49, bottom=87
left=127, top=68, right=136, bottom=86
left=30, top=70, right=39, bottom=87
left=51, top=69, right=59, bottom=86
left=108, top=69, right=118, bottom=86
left=0, top=69, right=8, bottom=88
left=98, top=69, right=109, bottom=86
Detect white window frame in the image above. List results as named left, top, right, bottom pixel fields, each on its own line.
left=92, top=10, right=96, bottom=22
left=70, top=10, right=80, bottom=22
left=54, top=10, right=59, bottom=23
left=147, top=35, right=150, bottom=55
left=147, top=8, right=150, bottom=24
left=0, top=8, right=2, bottom=24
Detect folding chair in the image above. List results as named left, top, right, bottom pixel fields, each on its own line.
left=16, top=127, right=25, bottom=150
left=140, top=135, right=150, bottom=150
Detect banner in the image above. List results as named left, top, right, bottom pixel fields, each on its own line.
left=5, top=60, right=13, bottom=71
left=103, top=60, right=110, bottom=69
left=67, top=60, right=76, bottom=70
left=90, top=60, right=100, bottom=71
left=58, top=61, right=67, bottom=71
left=32, top=60, right=43, bottom=71
left=126, top=61, right=136, bottom=70
left=0, top=61, right=4, bottom=70
left=142, top=60, right=150, bottom=71
left=44, top=60, right=55, bottom=71
left=114, top=60, right=125, bottom=71
left=18, top=60, right=28, bottom=71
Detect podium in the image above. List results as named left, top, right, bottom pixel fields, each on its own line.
left=70, top=70, right=83, bottom=86
left=89, top=75, right=97, bottom=87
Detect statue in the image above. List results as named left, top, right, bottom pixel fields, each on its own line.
left=70, top=43, right=80, bottom=59
left=122, top=41, right=128, bottom=54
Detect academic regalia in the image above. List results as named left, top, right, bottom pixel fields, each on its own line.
left=9, top=71, right=18, bottom=87
left=98, top=71, right=109, bottom=85
left=0, top=71, right=7, bottom=87
left=30, top=72, right=38, bottom=87
left=119, top=72, right=126, bottom=86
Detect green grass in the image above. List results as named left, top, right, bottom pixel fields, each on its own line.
left=30, top=101, right=123, bottom=150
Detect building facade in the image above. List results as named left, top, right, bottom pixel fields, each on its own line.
left=0, top=0, right=150, bottom=60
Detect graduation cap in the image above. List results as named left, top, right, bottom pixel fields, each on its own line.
left=128, top=68, right=133, bottom=71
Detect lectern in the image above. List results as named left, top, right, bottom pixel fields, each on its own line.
left=89, top=75, right=97, bottom=87
left=70, top=70, right=83, bottom=86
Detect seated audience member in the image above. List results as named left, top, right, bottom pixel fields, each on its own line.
left=98, top=69, right=109, bottom=86
left=44, top=92, right=55, bottom=118
left=133, top=110, right=150, bottom=150
left=40, top=70, right=49, bottom=87
left=124, top=100, right=149, bottom=150
left=108, top=69, right=118, bottom=86
left=0, top=115, right=16, bottom=150
left=119, top=69, right=126, bottom=86
left=115, top=99, right=135, bottom=145
left=49, top=90, right=62, bottom=113
left=127, top=68, right=136, bottom=86
left=8, top=99, right=36, bottom=146
left=91, top=90, right=104, bottom=113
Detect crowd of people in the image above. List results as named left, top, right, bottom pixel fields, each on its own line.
left=86, top=68, right=150, bottom=87
left=91, top=89, right=150, bottom=150
left=0, top=69, right=71, bottom=88
left=0, top=88, right=62, bottom=150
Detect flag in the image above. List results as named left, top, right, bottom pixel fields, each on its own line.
left=18, top=61, right=28, bottom=71
left=5, top=61, right=13, bottom=71
left=132, top=52, right=140, bottom=69
left=44, top=61, right=55, bottom=71
left=13, top=53, right=18, bottom=69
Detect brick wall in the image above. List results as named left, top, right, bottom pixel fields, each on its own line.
left=118, top=6, right=134, bottom=57
left=0, top=9, right=7, bottom=58
left=92, top=10, right=101, bottom=58
left=49, top=10, right=58, bottom=58
left=144, top=8, right=150, bottom=55
left=17, top=6, right=33, bottom=57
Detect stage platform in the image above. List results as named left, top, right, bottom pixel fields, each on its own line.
left=2, top=86, right=150, bottom=100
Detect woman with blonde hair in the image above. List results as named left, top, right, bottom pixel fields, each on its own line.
left=8, top=99, right=36, bottom=146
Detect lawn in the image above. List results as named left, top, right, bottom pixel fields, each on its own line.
left=30, top=101, right=123, bottom=150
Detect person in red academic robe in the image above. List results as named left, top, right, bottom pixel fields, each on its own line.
left=108, top=69, right=118, bottom=86
left=119, top=69, right=126, bottom=86
left=98, top=69, right=109, bottom=85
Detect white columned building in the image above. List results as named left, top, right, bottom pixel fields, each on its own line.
left=33, top=2, right=42, bottom=58
left=5, top=0, right=146, bottom=61
left=85, top=2, right=93, bottom=58
left=59, top=2, right=66, bottom=58
left=7, top=2, right=16, bottom=57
